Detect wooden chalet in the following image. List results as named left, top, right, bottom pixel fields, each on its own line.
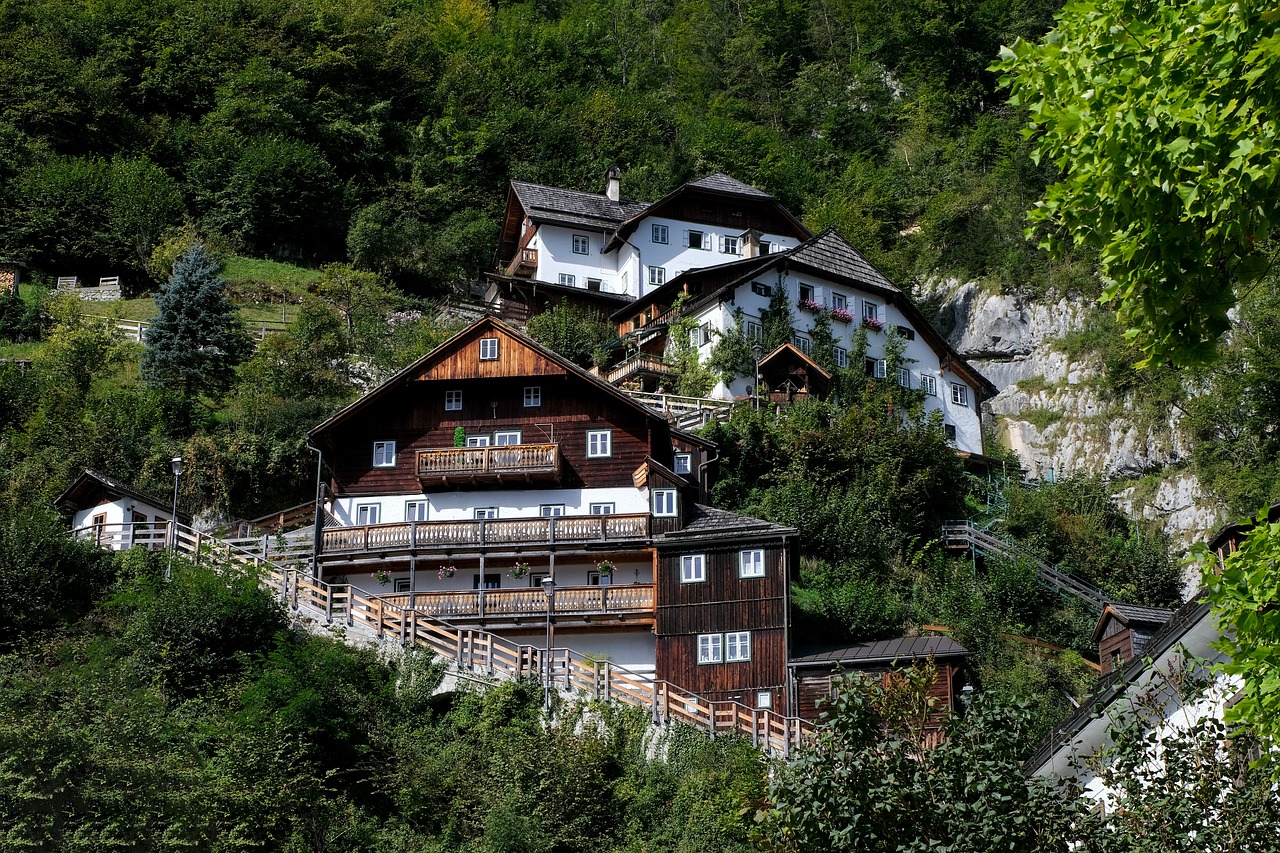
left=1093, top=603, right=1174, bottom=677
left=757, top=342, right=831, bottom=404
left=307, top=316, right=799, bottom=710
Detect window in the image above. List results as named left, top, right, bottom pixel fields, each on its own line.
left=588, top=571, right=610, bottom=586
left=673, top=453, right=692, bottom=475
left=951, top=383, right=969, bottom=406
left=586, top=430, right=612, bottom=458
left=896, top=325, right=916, bottom=341
left=559, top=273, right=576, bottom=287
left=921, top=374, right=938, bottom=396
left=688, top=323, right=712, bottom=348
left=726, top=631, right=751, bottom=662
left=739, top=549, right=765, bottom=578
left=944, top=424, right=957, bottom=441
left=862, top=301, right=880, bottom=321
left=494, top=430, right=522, bottom=446
left=720, top=235, right=740, bottom=255
left=474, top=507, right=498, bottom=520
left=652, top=223, right=669, bottom=244
left=572, top=234, right=589, bottom=254
left=445, top=390, right=462, bottom=411
left=746, top=320, right=763, bottom=341
left=474, top=573, right=501, bottom=589
left=479, top=337, right=499, bottom=360
left=649, top=266, right=666, bottom=287
left=759, top=240, right=773, bottom=255
left=356, top=504, right=380, bottom=525
left=373, top=440, right=396, bottom=467
left=621, top=271, right=629, bottom=291
left=799, top=284, right=814, bottom=303
left=590, top=503, right=615, bottom=515
left=687, top=230, right=707, bottom=249
left=540, top=504, right=565, bottom=517
left=698, top=633, right=723, bottom=664
left=652, top=489, right=677, bottom=517
left=756, top=691, right=773, bottom=709
left=898, top=367, right=912, bottom=388
left=833, top=346, right=848, bottom=368
left=831, top=293, right=847, bottom=311
left=865, top=358, right=887, bottom=379
left=586, top=278, right=602, bottom=291
left=466, top=435, right=491, bottom=447
left=394, top=578, right=411, bottom=593
left=405, top=501, right=428, bottom=522
left=751, top=282, right=773, bottom=298
left=793, top=335, right=811, bottom=355
left=523, top=386, right=541, bottom=407
left=681, top=554, right=705, bottom=583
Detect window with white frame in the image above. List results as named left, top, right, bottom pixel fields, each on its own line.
left=356, top=504, right=380, bottom=525
left=373, top=440, right=396, bottom=467
left=746, top=320, right=762, bottom=341
left=586, top=429, right=612, bottom=458
left=756, top=691, right=773, bottom=709
left=865, top=358, right=887, bottom=379
left=863, top=301, right=880, bottom=321
left=898, top=367, right=912, bottom=388
left=920, top=374, right=938, bottom=396
left=405, top=501, right=428, bottom=522
left=466, top=435, right=491, bottom=447
left=474, top=507, right=498, bottom=519
left=649, top=266, right=666, bottom=287
left=445, top=390, right=462, bottom=411
left=833, top=346, right=848, bottom=368
left=559, top=273, right=576, bottom=287
left=494, top=430, right=522, bottom=446
left=725, top=631, right=751, bottom=662
left=652, top=489, right=677, bottom=517
left=751, top=282, right=773, bottom=298
left=540, top=504, right=565, bottom=517
left=688, top=323, right=712, bottom=348
left=652, top=223, right=669, bottom=244
left=793, top=334, right=811, bottom=355
left=739, top=549, right=765, bottom=578
left=698, top=633, right=723, bottom=664
left=831, top=293, right=847, bottom=311
left=586, top=278, right=602, bottom=291
left=951, top=383, right=969, bottom=406
left=523, top=386, right=541, bottom=407
left=589, top=503, right=615, bottom=515
left=673, top=453, right=692, bottom=475
left=572, top=234, right=589, bottom=254
left=720, top=235, right=740, bottom=255
left=621, top=271, right=629, bottom=291
left=687, top=230, right=707, bottom=249
left=759, top=240, right=773, bottom=255
left=681, top=554, right=706, bottom=583
left=479, top=337, right=499, bottom=360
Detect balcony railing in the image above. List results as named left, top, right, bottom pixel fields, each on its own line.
left=505, top=247, right=538, bottom=277
left=417, top=443, right=560, bottom=484
left=320, top=513, right=651, bottom=555
left=605, top=353, right=675, bottom=385
left=377, top=583, right=654, bottom=620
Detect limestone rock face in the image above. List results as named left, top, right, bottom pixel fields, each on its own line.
left=922, top=278, right=1223, bottom=548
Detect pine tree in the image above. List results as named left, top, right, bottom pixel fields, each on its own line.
left=141, top=243, right=251, bottom=403
left=760, top=275, right=795, bottom=354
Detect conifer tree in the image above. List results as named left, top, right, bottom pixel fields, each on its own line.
left=760, top=276, right=795, bottom=354
left=141, top=243, right=251, bottom=404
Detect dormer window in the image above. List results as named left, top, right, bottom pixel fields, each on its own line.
left=572, top=234, right=589, bottom=254
left=653, top=489, right=677, bottom=517
left=479, top=337, right=499, bottom=360
left=373, top=441, right=396, bottom=468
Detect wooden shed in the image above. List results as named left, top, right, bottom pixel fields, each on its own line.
left=1093, top=603, right=1173, bottom=677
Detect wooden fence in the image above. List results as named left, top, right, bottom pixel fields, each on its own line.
left=71, top=521, right=813, bottom=756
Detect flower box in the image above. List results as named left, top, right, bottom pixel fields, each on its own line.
left=862, top=316, right=884, bottom=332
left=831, top=307, right=854, bottom=323
left=798, top=298, right=824, bottom=313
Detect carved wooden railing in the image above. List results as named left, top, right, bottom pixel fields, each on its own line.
left=606, top=353, right=675, bottom=384
left=417, top=444, right=560, bottom=480
left=320, top=513, right=650, bottom=555
left=377, top=584, right=655, bottom=619
left=505, top=247, right=538, bottom=277
left=72, top=521, right=813, bottom=757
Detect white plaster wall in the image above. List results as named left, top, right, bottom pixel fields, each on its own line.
left=331, top=486, right=648, bottom=525
left=500, top=627, right=657, bottom=674
left=72, top=498, right=174, bottom=549
left=530, top=226, right=623, bottom=294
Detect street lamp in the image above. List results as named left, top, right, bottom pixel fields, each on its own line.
left=541, top=576, right=556, bottom=711
left=752, top=342, right=763, bottom=410
left=166, top=456, right=183, bottom=580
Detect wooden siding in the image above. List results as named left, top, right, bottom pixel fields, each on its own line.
left=657, top=627, right=788, bottom=710
left=795, top=661, right=964, bottom=726
left=411, top=325, right=568, bottom=382
left=1099, top=630, right=1134, bottom=676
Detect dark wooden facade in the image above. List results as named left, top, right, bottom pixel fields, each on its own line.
left=1092, top=604, right=1173, bottom=677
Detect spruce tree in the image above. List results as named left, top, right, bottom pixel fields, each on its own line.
left=760, top=275, right=795, bottom=354
left=141, top=243, right=251, bottom=403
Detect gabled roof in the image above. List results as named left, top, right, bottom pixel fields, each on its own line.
left=55, top=469, right=189, bottom=521
left=759, top=342, right=833, bottom=381
left=657, top=504, right=795, bottom=540
left=1091, top=602, right=1174, bottom=643
left=686, top=172, right=774, bottom=198
left=785, top=230, right=902, bottom=295
left=1207, top=502, right=1280, bottom=553
left=511, top=180, right=650, bottom=230
left=789, top=636, right=970, bottom=668
left=309, top=316, right=712, bottom=449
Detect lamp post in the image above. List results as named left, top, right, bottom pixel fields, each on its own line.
left=541, top=576, right=556, bottom=711
left=752, top=342, right=763, bottom=410
left=166, top=456, right=183, bottom=580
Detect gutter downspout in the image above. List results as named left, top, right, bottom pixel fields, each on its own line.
left=697, top=448, right=719, bottom=502
left=306, top=440, right=324, bottom=579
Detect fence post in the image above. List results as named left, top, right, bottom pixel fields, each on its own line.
left=375, top=597, right=384, bottom=638
left=346, top=587, right=353, bottom=627
left=194, top=531, right=203, bottom=564
left=486, top=635, right=494, bottom=675
left=651, top=682, right=660, bottom=724
left=325, top=582, right=334, bottom=625
left=593, top=660, right=601, bottom=700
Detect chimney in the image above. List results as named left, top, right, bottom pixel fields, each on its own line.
left=743, top=229, right=762, bottom=258
left=605, top=166, right=621, bottom=202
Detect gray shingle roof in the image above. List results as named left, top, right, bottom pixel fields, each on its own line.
left=511, top=181, right=649, bottom=230
left=790, top=636, right=970, bottom=667
left=1109, top=603, right=1175, bottom=626
left=658, top=504, right=795, bottom=540
left=687, top=172, right=773, bottom=198
left=784, top=230, right=901, bottom=294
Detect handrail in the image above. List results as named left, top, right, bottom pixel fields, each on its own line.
left=416, top=444, right=560, bottom=478
left=941, top=521, right=1111, bottom=612
left=376, top=584, right=655, bottom=618
left=72, top=520, right=813, bottom=756
left=320, top=513, right=650, bottom=555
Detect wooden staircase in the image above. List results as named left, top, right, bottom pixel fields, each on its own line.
left=72, top=522, right=812, bottom=756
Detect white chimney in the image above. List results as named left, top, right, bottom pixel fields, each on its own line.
left=605, top=166, right=621, bottom=202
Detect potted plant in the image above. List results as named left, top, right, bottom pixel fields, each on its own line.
left=373, top=569, right=392, bottom=586
left=595, top=559, right=615, bottom=577
left=438, top=564, right=457, bottom=579
left=798, top=298, right=824, bottom=313
left=831, top=306, right=853, bottom=323
left=862, top=315, right=884, bottom=332
left=509, top=560, right=530, bottom=580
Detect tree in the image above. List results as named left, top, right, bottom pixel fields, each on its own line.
left=994, top=0, right=1280, bottom=368
left=525, top=298, right=616, bottom=367
left=141, top=243, right=251, bottom=405
left=760, top=275, right=795, bottom=354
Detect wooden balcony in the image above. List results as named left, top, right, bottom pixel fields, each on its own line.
left=505, top=247, right=538, bottom=277
left=417, top=443, right=561, bottom=486
left=605, top=353, right=675, bottom=385
left=320, top=513, right=651, bottom=557
left=377, top=583, right=654, bottom=621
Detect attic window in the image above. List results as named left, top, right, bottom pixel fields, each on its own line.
left=751, top=282, right=772, bottom=298
left=896, top=325, right=916, bottom=341
left=479, top=337, right=499, bottom=360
